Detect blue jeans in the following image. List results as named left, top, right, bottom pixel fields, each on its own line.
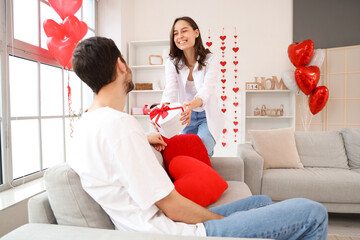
left=204, top=195, right=328, bottom=240
left=181, top=111, right=216, bottom=158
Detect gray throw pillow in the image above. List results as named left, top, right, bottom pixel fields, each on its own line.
left=341, top=128, right=360, bottom=169
left=45, top=163, right=115, bottom=229
left=295, top=131, right=349, bottom=169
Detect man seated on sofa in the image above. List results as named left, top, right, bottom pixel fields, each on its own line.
left=69, top=36, right=328, bottom=239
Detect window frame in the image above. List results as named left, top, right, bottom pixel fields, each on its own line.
left=0, top=0, right=97, bottom=191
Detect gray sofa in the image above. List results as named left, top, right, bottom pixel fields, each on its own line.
left=238, top=128, right=360, bottom=214
left=2, top=148, right=256, bottom=240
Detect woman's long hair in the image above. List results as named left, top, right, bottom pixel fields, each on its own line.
left=169, top=16, right=210, bottom=73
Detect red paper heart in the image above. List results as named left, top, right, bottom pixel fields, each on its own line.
left=288, top=40, right=314, bottom=67
left=235, top=76, right=238, bottom=79
left=222, top=129, right=227, bottom=134
left=47, top=37, right=77, bottom=69
left=233, top=87, right=239, bottom=93
left=234, top=35, right=238, bottom=38
left=221, top=79, right=226, bottom=84
left=221, top=109, right=227, bottom=113
left=221, top=42, right=225, bottom=45
left=234, top=42, right=237, bottom=44
left=206, top=42, right=212, bottom=47
left=234, top=69, right=238, bottom=72
left=222, top=86, right=225, bottom=89
left=233, top=129, right=238, bottom=133
left=232, top=47, right=239, bottom=53
left=295, top=66, right=320, bottom=95
left=233, top=102, right=239, bottom=107
left=220, top=35, right=226, bottom=41
left=220, top=61, right=227, bottom=67
left=233, top=61, right=238, bottom=65
left=309, top=86, right=329, bottom=115
left=48, top=0, right=82, bottom=20
left=43, top=19, right=65, bottom=39
left=63, top=15, right=88, bottom=42
left=220, top=46, right=226, bottom=51
left=233, top=121, right=238, bottom=126
left=221, top=96, right=227, bottom=101
left=222, top=142, right=226, bottom=147
left=221, top=69, right=226, bottom=73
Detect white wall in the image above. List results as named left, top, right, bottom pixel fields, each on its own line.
left=98, top=0, right=293, bottom=156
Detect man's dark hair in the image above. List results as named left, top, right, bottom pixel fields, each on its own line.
left=72, top=37, right=126, bottom=94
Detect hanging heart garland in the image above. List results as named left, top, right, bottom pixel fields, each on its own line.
left=220, top=27, right=227, bottom=147
left=206, top=29, right=212, bottom=49
left=233, top=27, right=239, bottom=143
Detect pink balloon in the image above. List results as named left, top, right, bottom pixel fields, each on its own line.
left=63, top=15, right=88, bottom=42
left=43, top=19, right=65, bottom=39
left=48, top=0, right=83, bottom=20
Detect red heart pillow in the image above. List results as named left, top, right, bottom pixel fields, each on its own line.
left=162, top=134, right=211, bottom=169
left=169, top=155, right=228, bottom=207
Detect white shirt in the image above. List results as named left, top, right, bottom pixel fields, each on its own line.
left=68, top=107, right=206, bottom=236
left=161, top=53, right=225, bottom=141
left=185, top=80, right=204, bottom=112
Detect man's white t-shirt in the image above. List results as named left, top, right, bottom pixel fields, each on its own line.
left=68, top=107, right=206, bottom=236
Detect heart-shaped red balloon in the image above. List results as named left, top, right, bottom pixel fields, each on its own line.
left=309, top=86, right=329, bottom=115
left=47, top=37, right=77, bottom=69
left=43, top=19, right=65, bottom=39
left=288, top=40, right=314, bottom=67
left=295, top=66, right=320, bottom=95
left=63, top=15, right=88, bottom=42
left=48, top=0, right=83, bottom=20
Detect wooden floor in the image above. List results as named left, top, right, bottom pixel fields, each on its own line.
left=328, top=236, right=360, bottom=240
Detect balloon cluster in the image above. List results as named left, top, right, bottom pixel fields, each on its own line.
left=282, top=40, right=329, bottom=115
left=43, top=0, right=88, bottom=69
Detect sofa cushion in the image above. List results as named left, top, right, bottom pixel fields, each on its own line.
left=45, top=163, right=114, bottom=229
left=295, top=131, right=349, bottom=169
left=207, top=181, right=252, bottom=208
left=341, top=128, right=360, bottom=169
left=249, top=128, right=303, bottom=169
left=261, top=168, right=360, bottom=203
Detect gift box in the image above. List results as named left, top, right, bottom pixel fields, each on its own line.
left=150, top=103, right=186, bottom=139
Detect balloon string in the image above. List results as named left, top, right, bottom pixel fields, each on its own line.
left=67, top=70, right=74, bottom=138
left=299, top=94, right=306, bottom=131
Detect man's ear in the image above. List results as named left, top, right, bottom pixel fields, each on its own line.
left=117, top=57, right=127, bottom=74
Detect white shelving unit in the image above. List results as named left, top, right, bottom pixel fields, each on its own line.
left=243, top=89, right=295, bottom=142
left=127, top=40, right=170, bottom=132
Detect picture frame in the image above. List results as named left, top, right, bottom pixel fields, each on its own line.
left=149, top=55, right=163, bottom=65
left=245, top=82, right=259, bottom=90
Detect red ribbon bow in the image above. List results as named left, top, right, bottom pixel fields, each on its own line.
left=150, top=104, right=184, bottom=127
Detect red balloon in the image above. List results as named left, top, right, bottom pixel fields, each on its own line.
left=43, top=19, right=65, bottom=39
left=295, top=66, right=320, bottom=95
left=47, top=37, right=77, bottom=69
left=63, top=15, right=88, bottom=42
left=48, top=0, right=83, bottom=20
left=309, top=86, right=329, bottom=115
left=288, top=40, right=314, bottom=67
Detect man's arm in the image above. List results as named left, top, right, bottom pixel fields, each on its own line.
left=156, top=189, right=224, bottom=224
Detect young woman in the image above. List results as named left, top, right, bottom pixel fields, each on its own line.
left=161, top=16, right=225, bottom=158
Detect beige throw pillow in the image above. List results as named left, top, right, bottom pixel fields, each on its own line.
left=249, top=128, right=304, bottom=169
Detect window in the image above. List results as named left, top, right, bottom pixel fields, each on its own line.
left=0, top=0, right=96, bottom=190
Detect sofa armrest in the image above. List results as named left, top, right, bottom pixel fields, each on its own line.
left=211, top=157, right=244, bottom=182
left=1, top=224, right=247, bottom=240
left=237, top=144, right=264, bottom=195
left=28, top=192, right=57, bottom=224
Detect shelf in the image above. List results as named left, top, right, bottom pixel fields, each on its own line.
left=130, top=90, right=164, bottom=93
left=131, top=115, right=150, bottom=118
left=245, top=90, right=292, bottom=93
left=130, top=65, right=165, bottom=70
left=129, top=39, right=169, bottom=46
left=246, top=116, right=295, bottom=119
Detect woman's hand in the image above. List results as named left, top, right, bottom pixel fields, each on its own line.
left=147, top=133, right=167, bottom=151
left=181, top=98, right=203, bottom=126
